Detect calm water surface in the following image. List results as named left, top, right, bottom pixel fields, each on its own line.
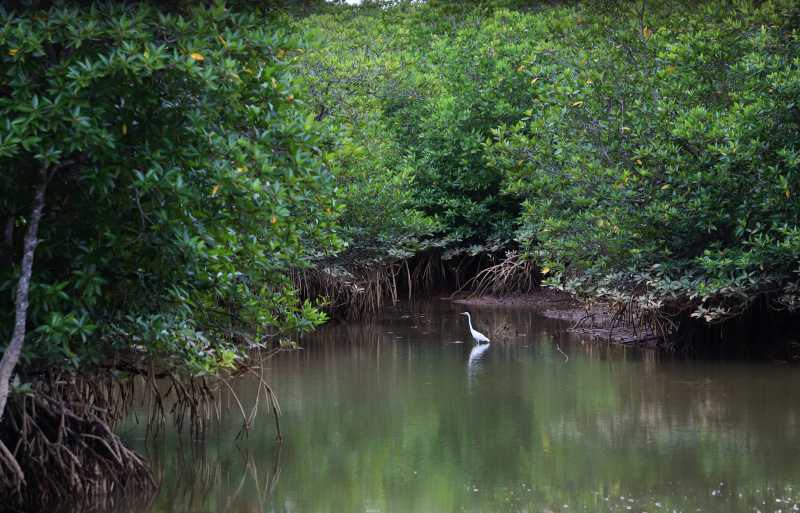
left=113, top=299, right=800, bottom=512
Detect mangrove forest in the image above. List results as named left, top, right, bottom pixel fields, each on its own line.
left=0, top=0, right=799, bottom=509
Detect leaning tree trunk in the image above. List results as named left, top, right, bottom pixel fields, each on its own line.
left=0, top=160, right=157, bottom=507
left=0, top=161, right=49, bottom=422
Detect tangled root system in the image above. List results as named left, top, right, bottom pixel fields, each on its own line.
left=0, top=372, right=154, bottom=511
left=292, top=263, right=403, bottom=322
left=0, top=357, right=283, bottom=512
left=459, top=252, right=542, bottom=298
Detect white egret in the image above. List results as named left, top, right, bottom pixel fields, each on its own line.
left=460, top=312, right=490, bottom=343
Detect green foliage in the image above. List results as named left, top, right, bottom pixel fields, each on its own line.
left=0, top=1, right=344, bottom=376
left=485, top=0, right=800, bottom=321
left=298, top=2, right=546, bottom=258
left=304, top=0, right=800, bottom=337
left=383, top=4, right=533, bottom=250
left=296, top=4, right=440, bottom=264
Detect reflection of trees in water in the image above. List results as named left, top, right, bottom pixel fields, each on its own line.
left=62, top=441, right=283, bottom=513
left=294, top=299, right=800, bottom=486
left=129, top=442, right=283, bottom=513
left=288, top=300, right=800, bottom=485
left=52, top=485, right=158, bottom=513
left=105, top=300, right=800, bottom=512
left=530, top=353, right=800, bottom=485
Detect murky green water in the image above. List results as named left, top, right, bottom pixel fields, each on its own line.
left=113, top=299, right=800, bottom=512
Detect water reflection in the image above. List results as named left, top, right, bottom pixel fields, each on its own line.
left=108, top=298, right=800, bottom=513
left=467, top=342, right=490, bottom=366
left=467, top=342, right=491, bottom=394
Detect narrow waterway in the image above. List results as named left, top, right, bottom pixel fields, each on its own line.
left=113, top=299, right=800, bottom=512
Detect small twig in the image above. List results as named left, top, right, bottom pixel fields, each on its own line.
left=556, top=344, right=569, bottom=362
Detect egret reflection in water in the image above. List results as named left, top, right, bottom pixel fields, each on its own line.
left=462, top=311, right=491, bottom=387
left=467, top=342, right=490, bottom=391
left=468, top=342, right=490, bottom=366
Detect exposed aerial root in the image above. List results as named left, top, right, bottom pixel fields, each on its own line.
left=0, top=373, right=155, bottom=510
left=458, top=252, right=542, bottom=298
left=291, top=262, right=401, bottom=321
left=0, top=359, right=285, bottom=511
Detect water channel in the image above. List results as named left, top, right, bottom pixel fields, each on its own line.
left=112, top=298, right=800, bottom=512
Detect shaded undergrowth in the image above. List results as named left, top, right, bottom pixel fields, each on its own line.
left=293, top=250, right=520, bottom=322
left=457, top=252, right=543, bottom=298
left=304, top=249, right=800, bottom=361
left=649, top=296, right=800, bottom=360
left=553, top=275, right=800, bottom=360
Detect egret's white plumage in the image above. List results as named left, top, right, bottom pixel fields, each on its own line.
left=460, top=312, right=490, bottom=343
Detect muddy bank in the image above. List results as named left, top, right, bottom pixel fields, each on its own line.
left=451, top=288, right=574, bottom=307
left=450, top=289, right=658, bottom=347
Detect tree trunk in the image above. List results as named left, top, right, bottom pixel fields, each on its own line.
left=0, top=162, right=49, bottom=421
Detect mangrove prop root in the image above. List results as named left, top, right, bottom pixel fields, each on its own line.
left=291, top=262, right=400, bottom=322
left=457, top=252, right=542, bottom=299
left=0, top=377, right=155, bottom=510
left=292, top=251, right=515, bottom=322
left=0, top=361, right=285, bottom=511
left=570, top=313, right=596, bottom=331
